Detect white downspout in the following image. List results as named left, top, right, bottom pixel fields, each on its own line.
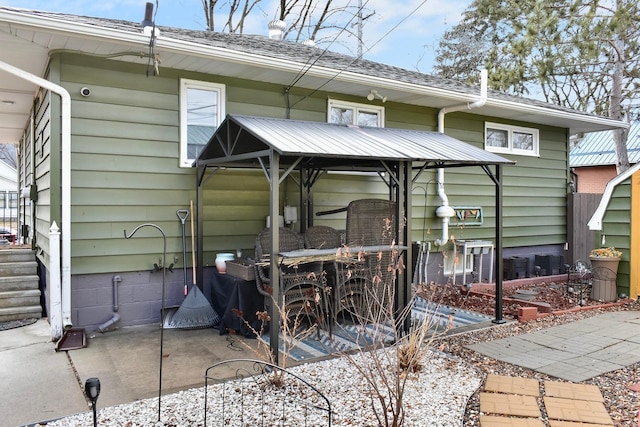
left=435, top=69, right=488, bottom=246
left=0, top=61, right=72, bottom=329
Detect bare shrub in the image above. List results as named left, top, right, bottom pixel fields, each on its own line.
left=333, top=235, right=451, bottom=427
left=234, top=294, right=321, bottom=387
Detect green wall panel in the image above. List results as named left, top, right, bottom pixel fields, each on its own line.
left=34, top=52, right=573, bottom=275
left=601, top=179, right=631, bottom=295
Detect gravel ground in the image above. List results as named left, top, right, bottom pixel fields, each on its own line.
left=43, top=349, right=482, bottom=426
left=42, top=300, right=640, bottom=427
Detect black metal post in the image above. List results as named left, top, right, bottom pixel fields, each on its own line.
left=493, top=164, right=505, bottom=324
left=124, top=224, right=166, bottom=421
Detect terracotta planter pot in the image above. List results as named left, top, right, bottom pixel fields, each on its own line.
left=589, top=256, right=620, bottom=302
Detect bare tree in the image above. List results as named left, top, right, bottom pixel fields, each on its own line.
left=200, top=0, right=374, bottom=56
left=0, top=144, right=17, bottom=169
left=201, top=0, right=264, bottom=33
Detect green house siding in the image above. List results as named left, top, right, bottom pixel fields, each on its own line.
left=410, top=113, right=569, bottom=250
left=600, top=181, right=631, bottom=296
left=46, top=52, right=570, bottom=276
left=33, top=84, right=54, bottom=268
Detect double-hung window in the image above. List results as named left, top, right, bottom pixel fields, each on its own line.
left=485, top=122, right=539, bottom=156
left=327, top=99, right=384, bottom=127
left=179, top=79, right=226, bottom=167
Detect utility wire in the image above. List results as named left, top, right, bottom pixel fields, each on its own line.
left=146, top=0, right=160, bottom=77
left=285, top=0, right=372, bottom=92
left=289, top=0, right=430, bottom=108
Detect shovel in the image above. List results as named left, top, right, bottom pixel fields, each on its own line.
left=177, top=209, right=189, bottom=296
left=164, top=200, right=220, bottom=329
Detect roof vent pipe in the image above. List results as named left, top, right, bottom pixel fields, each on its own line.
left=268, top=20, right=286, bottom=40
left=141, top=2, right=154, bottom=27
left=435, top=69, right=488, bottom=247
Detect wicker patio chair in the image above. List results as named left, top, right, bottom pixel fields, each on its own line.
left=304, top=225, right=342, bottom=249
left=304, top=226, right=343, bottom=325
left=253, top=227, right=330, bottom=333
left=335, top=199, right=397, bottom=322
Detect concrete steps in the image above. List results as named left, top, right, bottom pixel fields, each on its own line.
left=0, top=249, right=41, bottom=322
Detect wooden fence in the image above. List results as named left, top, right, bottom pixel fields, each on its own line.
left=567, top=193, right=602, bottom=265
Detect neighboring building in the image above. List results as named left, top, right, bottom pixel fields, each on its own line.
left=588, top=162, right=640, bottom=300
left=0, top=145, right=18, bottom=230
left=0, top=7, right=628, bottom=337
left=570, top=122, right=640, bottom=193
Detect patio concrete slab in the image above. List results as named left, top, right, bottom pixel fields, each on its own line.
left=543, top=396, right=613, bottom=425
left=479, top=415, right=545, bottom=427
left=479, top=392, right=541, bottom=418
left=485, top=374, right=539, bottom=396
left=543, top=381, right=604, bottom=402
left=1, top=319, right=261, bottom=426
left=479, top=374, right=614, bottom=427
left=467, top=310, right=640, bottom=382
left=0, top=320, right=88, bottom=427
left=548, top=422, right=614, bottom=427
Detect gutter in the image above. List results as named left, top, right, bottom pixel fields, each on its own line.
left=588, top=162, right=640, bottom=230
left=435, top=69, right=488, bottom=246
left=0, top=60, right=72, bottom=331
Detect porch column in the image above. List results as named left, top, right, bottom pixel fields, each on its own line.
left=397, top=161, right=412, bottom=331
left=269, top=151, right=281, bottom=364
left=493, top=164, right=505, bottom=323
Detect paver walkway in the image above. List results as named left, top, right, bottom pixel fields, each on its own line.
left=468, top=311, right=640, bottom=382
left=479, top=374, right=614, bottom=427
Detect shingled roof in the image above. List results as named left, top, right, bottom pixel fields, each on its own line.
left=0, top=6, right=618, bottom=120
left=0, top=5, right=629, bottom=142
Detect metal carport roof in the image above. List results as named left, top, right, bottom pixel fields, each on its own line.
left=197, top=115, right=515, bottom=170
left=196, top=115, right=515, bottom=361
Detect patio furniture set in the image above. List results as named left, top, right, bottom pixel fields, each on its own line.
left=251, top=199, right=400, bottom=333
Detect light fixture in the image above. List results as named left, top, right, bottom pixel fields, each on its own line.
left=84, top=377, right=101, bottom=427
left=367, top=90, right=387, bottom=103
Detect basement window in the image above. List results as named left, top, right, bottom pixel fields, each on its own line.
left=485, top=122, right=539, bottom=157
left=328, top=99, right=384, bottom=127
left=179, top=79, right=226, bottom=167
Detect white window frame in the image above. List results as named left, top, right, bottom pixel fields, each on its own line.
left=485, top=122, right=539, bottom=157
left=179, top=79, right=226, bottom=167
left=327, top=99, right=385, bottom=127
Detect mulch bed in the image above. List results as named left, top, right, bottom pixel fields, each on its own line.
left=416, top=279, right=621, bottom=319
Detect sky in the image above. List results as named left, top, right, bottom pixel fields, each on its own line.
left=0, top=0, right=469, bottom=72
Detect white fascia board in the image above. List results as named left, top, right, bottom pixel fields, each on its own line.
left=588, top=162, right=640, bottom=230
left=484, top=99, right=629, bottom=132
left=0, top=8, right=151, bottom=46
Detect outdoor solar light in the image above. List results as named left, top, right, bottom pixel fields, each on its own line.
left=84, top=377, right=101, bottom=427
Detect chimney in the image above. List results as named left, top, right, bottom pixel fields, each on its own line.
left=268, top=20, right=286, bottom=40
left=141, top=2, right=154, bottom=27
